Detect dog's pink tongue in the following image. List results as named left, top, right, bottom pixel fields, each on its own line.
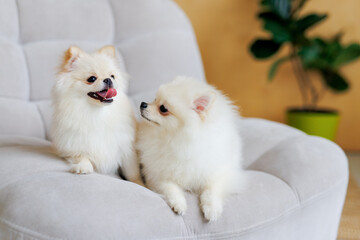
left=97, top=88, right=117, bottom=99
left=105, top=88, right=117, bottom=98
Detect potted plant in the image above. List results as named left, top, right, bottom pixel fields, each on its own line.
left=249, top=0, right=360, bottom=140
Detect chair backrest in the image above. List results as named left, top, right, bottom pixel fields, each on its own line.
left=0, top=0, right=205, bottom=139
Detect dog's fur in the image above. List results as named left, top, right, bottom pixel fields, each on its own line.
left=51, top=45, right=142, bottom=184
left=137, top=76, right=244, bottom=221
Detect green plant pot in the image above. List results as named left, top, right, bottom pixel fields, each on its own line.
left=286, top=108, right=339, bottom=141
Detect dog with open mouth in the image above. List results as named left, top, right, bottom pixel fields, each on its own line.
left=136, top=76, right=245, bottom=221
left=51, top=45, right=143, bottom=185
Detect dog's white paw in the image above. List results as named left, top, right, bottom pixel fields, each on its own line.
left=70, top=160, right=94, bottom=174
left=167, top=197, right=187, bottom=215
left=201, top=199, right=223, bottom=222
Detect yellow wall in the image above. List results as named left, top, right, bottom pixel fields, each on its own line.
left=174, top=0, right=360, bottom=151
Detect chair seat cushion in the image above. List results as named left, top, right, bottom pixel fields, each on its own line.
left=0, top=118, right=348, bottom=240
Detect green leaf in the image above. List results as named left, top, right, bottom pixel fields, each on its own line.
left=268, top=55, right=292, bottom=80
left=298, top=37, right=343, bottom=70
left=299, top=45, right=320, bottom=62
left=298, top=44, right=324, bottom=68
left=263, top=19, right=291, bottom=43
left=333, top=43, right=360, bottom=68
left=257, top=11, right=291, bottom=43
left=295, top=13, right=327, bottom=32
left=321, top=70, right=349, bottom=92
left=250, top=39, right=282, bottom=59
left=267, top=0, right=291, bottom=19
left=261, top=0, right=270, bottom=6
left=313, top=37, right=327, bottom=47
left=258, top=11, right=283, bottom=22
left=291, top=32, right=309, bottom=46
left=326, top=39, right=342, bottom=59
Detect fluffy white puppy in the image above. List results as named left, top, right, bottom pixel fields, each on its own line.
left=52, top=45, right=142, bottom=184
left=137, top=76, right=244, bottom=221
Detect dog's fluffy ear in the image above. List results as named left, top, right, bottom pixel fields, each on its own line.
left=62, top=46, right=83, bottom=72
left=193, top=91, right=216, bottom=115
left=97, top=45, right=116, bottom=58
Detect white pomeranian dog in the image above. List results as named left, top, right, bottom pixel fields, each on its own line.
left=136, top=76, right=244, bottom=221
left=51, top=45, right=142, bottom=184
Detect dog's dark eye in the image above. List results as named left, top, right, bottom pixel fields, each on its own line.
left=159, top=105, right=168, bottom=113
left=87, top=76, right=97, bottom=83
left=111, top=75, right=115, bottom=79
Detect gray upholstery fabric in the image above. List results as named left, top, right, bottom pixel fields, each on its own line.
left=0, top=0, right=19, bottom=41
left=117, top=32, right=205, bottom=95
left=110, top=0, right=191, bottom=41
left=0, top=0, right=205, bottom=139
left=18, top=0, right=114, bottom=43
left=0, top=99, right=45, bottom=139
left=0, top=119, right=348, bottom=240
left=0, top=0, right=348, bottom=239
left=0, top=40, right=29, bottom=100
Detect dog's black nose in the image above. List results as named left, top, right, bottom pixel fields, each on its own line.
left=140, top=102, right=148, bottom=109
left=103, top=78, right=113, bottom=88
